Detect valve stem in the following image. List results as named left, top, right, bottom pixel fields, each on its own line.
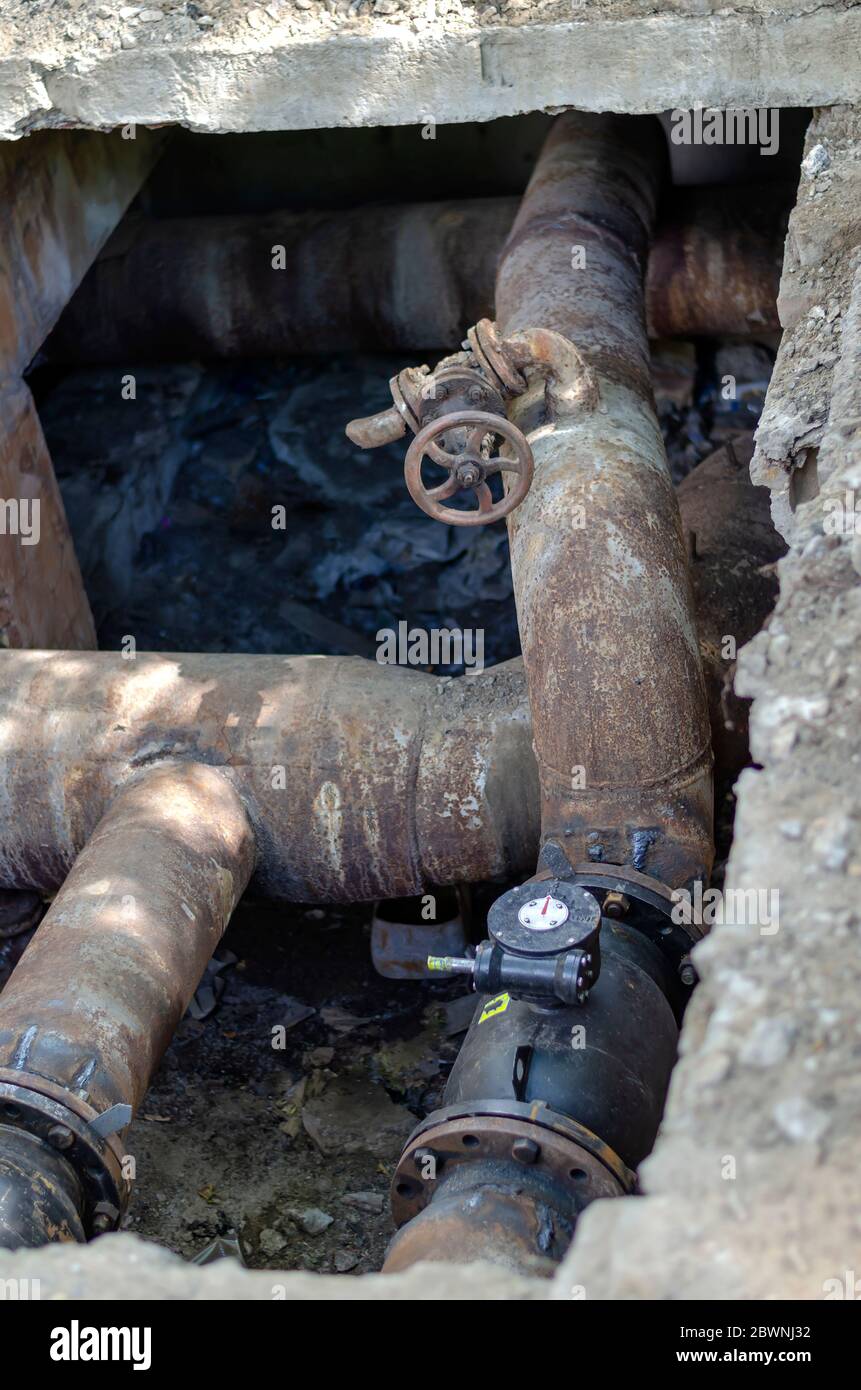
left=427, top=955, right=474, bottom=976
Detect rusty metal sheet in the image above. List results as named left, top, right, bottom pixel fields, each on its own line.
left=0, top=128, right=165, bottom=651
left=0, top=128, right=166, bottom=377
left=0, top=381, right=96, bottom=650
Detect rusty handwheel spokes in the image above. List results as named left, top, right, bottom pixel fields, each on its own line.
left=404, top=410, right=534, bottom=527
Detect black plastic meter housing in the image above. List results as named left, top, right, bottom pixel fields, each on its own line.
left=487, top=878, right=601, bottom=957
left=469, top=877, right=603, bottom=1007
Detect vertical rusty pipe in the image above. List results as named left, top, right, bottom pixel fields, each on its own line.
left=0, top=761, right=255, bottom=1244
left=381, top=117, right=719, bottom=1281
left=496, top=114, right=714, bottom=887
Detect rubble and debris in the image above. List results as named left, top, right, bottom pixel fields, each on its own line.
left=301, top=1077, right=415, bottom=1159
left=191, top=1232, right=246, bottom=1266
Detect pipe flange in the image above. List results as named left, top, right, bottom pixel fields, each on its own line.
left=419, top=363, right=506, bottom=425
left=0, top=1081, right=127, bottom=1237
left=467, top=318, right=528, bottom=397
left=391, top=1101, right=631, bottom=1228
left=536, top=843, right=706, bottom=965
left=391, top=366, right=431, bottom=434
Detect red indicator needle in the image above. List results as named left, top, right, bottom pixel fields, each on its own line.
left=541, top=896, right=550, bottom=916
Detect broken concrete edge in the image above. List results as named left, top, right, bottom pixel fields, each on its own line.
left=0, top=1232, right=548, bottom=1299
left=752, top=105, right=861, bottom=543
left=4, top=13, right=861, bottom=141
left=552, top=129, right=861, bottom=1301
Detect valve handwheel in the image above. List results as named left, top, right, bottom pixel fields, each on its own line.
left=404, top=410, right=534, bottom=527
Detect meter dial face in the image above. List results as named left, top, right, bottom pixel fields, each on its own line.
left=517, top=894, right=570, bottom=931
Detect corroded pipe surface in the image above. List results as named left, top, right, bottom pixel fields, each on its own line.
left=0, top=440, right=778, bottom=907
left=46, top=199, right=515, bottom=361
left=497, top=114, right=714, bottom=888
left=0, top=762, right=255, bottom=1119
left=0, top=129, right=164, bottom=653
left=647, top=186, right=788, bottom=339
left=0, top=653, right=538, bottom=903
left=44, top=188, right=786, bottom=363
left=0, top=380, right=96, bottom=652
left=383, top=1176, right=580, bottom=1278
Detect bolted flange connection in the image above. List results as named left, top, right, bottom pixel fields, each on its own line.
left=0, top=1080, right=128, bottom=1247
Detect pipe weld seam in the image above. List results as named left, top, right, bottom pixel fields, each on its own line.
left=537, top=740, right=714, bottom=796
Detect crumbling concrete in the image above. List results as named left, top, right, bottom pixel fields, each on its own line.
left=552, top=110, right=861, bottom=1302
left=0, top=1231, right=545, bottom=1298
left=1, top=1, right=861, bottom=140
left=752, top=106, right=861, bottom=542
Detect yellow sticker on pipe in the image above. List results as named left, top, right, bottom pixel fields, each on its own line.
left=478, top=992, right=511, bottom=1023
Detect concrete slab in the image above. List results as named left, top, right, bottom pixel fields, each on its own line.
left=1, top=2, right=860, bottom=139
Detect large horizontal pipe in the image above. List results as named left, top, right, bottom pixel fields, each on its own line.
left=0, top=440, right=778, bottom=905
left=0, top=762, right=255, bottom=1244
left=43, top=186, right=788, bottom=364
left=0, top=651, right=538, bottom=903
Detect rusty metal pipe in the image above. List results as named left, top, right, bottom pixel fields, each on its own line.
left=497, top=112, right=714, bottom=887
left=647, top=185, right=789, bottom=339
left=382, top=115, right=717, bottom=1277
left=0, top=439, right=778, bottom=909
left=678, top=433, right=785, bottom=786
left=0, top=761, right=255, bottom=1244
left=43, top=187, right=787, bottom=363
left=0, top=653, right=539, bottom=903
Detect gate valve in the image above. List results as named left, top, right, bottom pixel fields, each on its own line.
left=345, top=346, right=535, bottom=528
left=428, top=878, right=602, bottom=1007
left=405, top=409, right=534, bottom=527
